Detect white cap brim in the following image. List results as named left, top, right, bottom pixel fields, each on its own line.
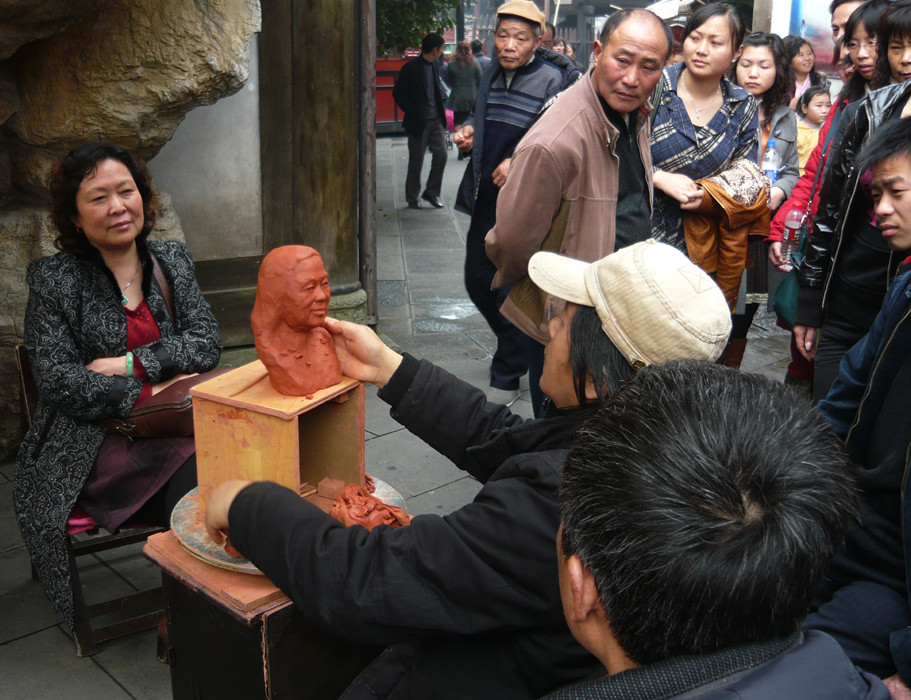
left=528, top=252, right=594, bottom=307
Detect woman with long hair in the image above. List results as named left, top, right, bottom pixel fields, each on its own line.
left=783, top=35, right=831, bottom=109
left=444, top=40, right=482, bottom=131
left=793, top=0, right=911, bottom=401
left=650, top=3, right=757, bottom=250
left=728, top=32, right=799, bottom=365
left=768, top=0, right=890, bottom=395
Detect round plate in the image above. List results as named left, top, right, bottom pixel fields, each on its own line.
left=171, top=478, right=406, bottom=575
left=171, top=487, right=261, bottom=574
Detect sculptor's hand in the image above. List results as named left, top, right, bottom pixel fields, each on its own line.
left=204, top=479, right=253, bottom=545
left=324, top=317, right=403, bottom=388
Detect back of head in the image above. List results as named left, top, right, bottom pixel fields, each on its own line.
left=560, top=361, right=858, bottom=665
left=858, top=115, right=911, bottom=173
left=471, top=38, right=483, bottom=54
left=421, top=33, right=445, bottom=54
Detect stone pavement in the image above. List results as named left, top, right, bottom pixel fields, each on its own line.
left=0, top=135, right=789, bottom=698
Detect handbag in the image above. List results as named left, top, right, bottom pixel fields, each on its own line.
left=104, top=369, right=230, bottom=438
left=771, top=118, right=840, bottom=328
left=104, top=252, right=228, bottom=438
left=772, top=225, right=807, bottom=327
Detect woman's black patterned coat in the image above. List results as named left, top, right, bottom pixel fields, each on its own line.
left=14, top=240, right=221, bottom=629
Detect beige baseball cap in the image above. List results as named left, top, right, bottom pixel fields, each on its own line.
left=528, top=240, right=731, bottom=365
left=496, top=0, right=546, bottom=33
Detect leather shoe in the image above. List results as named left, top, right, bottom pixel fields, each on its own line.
left=421, top=193, right=444, bottom=209
left=407, top=201, right=422, bottom=210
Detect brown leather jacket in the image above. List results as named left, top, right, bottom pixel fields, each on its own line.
left=485, top=70, right=654, bottom=344
left=685, top=163, right=769, bottom=311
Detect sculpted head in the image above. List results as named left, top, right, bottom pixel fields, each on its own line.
left=253, top=246, right=331, bottom=335
left=251, top=245, right=342, bottom=396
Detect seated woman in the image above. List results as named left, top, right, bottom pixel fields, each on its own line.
left=14, top=143, right=221, bottom=631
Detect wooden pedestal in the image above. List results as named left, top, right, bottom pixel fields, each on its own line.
left=145, top=531, right=381, bottom=699
left=190, top=361, right=365, bottom=511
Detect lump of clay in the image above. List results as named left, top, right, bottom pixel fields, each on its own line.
left=330, top=485, right=412, bottom=531
left=251, top=246, right=343, bottom=396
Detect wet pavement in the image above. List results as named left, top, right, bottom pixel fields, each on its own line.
left=0, top=135, right=790, bottom=698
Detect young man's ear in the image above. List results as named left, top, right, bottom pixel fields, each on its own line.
left=566, top=554, right=606, bottom=623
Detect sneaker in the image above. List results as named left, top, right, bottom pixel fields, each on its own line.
left=485, top=387, right=520, bottom=407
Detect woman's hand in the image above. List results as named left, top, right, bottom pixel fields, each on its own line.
left=151, top=373, right=199, bottom=395
left=654, top=171, right=703, bottom=209
left=769, top=241, right=788, bottom=270
left=770, top=186, right=786, bottom=212
left=204, top=479, right=253, bottom=545
left=793, top=325, right=817, bottom=360
left=324, top=317, right=403, bottom=388
left=85, top=356, right=129, bottom=376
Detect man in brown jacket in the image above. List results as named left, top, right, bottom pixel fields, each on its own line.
left=485, top=9, right=671, bottom=416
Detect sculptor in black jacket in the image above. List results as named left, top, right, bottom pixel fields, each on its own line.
left=204, top=242, right=732, bottom=699
left=392, top=33, right=448, bottom=209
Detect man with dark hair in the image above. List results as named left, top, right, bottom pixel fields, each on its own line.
left=548, top=361, right=887, bottom=699
left=453, top=0, right=581, bottom=407
left=205, top=240, right=732, bottom=699
left=470, top=37, right=492, bottom=73
left=831, top=0, right=865, bottom=41
left=542, top=20, right=556, bottom=48
left=803, top=117, right=911, bottom=699
left=486, top=8, right=671, bottom=416
left=392, top=32, right=447, bottom=210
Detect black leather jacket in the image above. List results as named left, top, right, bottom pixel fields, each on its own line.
left=795, top=81, right=911, bottom=327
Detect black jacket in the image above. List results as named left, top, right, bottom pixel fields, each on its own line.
left=795, top=81, right=911, bottom=327
left=15, top=239, right=221, bottom=629
left=229, top=355, right=603, bottom=699
left=543, top=631, right=888, bottom=699
left=392, top=54, right=446, bottom=137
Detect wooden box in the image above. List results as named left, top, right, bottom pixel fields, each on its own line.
left=190, top=360, right=365, bottom=511
left=145, top=531, right=381, bottom=699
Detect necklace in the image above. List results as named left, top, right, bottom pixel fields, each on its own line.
left=680, top=76, right=721, bottom=123
left=119, top=261, right=141, bottom=305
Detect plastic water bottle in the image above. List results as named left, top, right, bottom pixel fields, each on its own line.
left=762, top=139, right=781, bottom=184
left=779, top=209, right=805, bottom=272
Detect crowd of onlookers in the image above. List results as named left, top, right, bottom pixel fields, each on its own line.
left=16, top=0, right=911, bottom=697
left=375, top=0, right=911, bottom=696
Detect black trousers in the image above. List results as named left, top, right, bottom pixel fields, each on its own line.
left=464, top=205, right=530, bottom=391
left=405, top=119, right=447, bottom=204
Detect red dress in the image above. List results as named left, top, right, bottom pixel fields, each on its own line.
left=76, top=300, right=195, bottom=531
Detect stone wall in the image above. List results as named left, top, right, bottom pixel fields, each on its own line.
left=0, top=0, right=261, bottom=458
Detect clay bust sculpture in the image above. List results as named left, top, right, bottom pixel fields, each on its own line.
left=251, top=246, right=342, bottom=395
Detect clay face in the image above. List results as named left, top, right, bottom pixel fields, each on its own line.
left=283, top=255, right=331, bottom=331
left=251, top=245, right=342, bottom=396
